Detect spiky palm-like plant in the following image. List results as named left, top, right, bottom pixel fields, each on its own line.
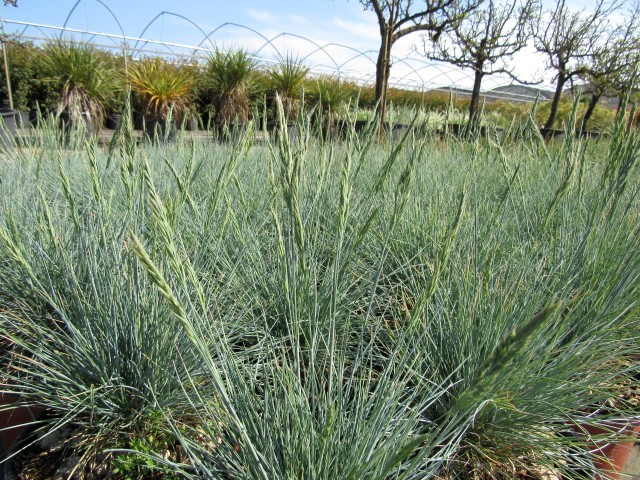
left=268, top=56, right=308, bottom=121
left=127, top=57, right=194, bottom=124
left=39, top=39, right=116, bottom=130
left=204, top=48, right=255, bottom=127
left=308, top=76, right=350, bottom=138
left=311, top=76, right=349, bottom=119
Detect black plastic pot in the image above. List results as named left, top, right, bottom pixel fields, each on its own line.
left=319, top=121, right=338, bottom=141
left=263, top=121, right=274, bottom=133
left=215, top=122, right=247, bottom=143
left=282, top=124, right=298, bottom=142
left=539, top=127, right=564, bottom=140
left=133, top=111, right=145, bottom=131
left=578, top=129, right=601, bottom=139
left=16, top=111, right=30, bottom=131
left=183, top=115, right=199, bottom=131
left=201, top=111, right=213, bottom=131
left=444, top=123, right=489, bottom=139
left=28, top=108, right=42, bottom=128
left=105, top=113, right=123, bottom=130
left=144, top=117, right=175, bottom=143
left=0, top=109, right=17, bottom=150
left=354, top=120, right=369, bottom=133
left=390, top=123, right=410, bottom=139
left=58, top=111, right=97, bottom=142
left=266, top=122, right=297, bottom=140
left=331, top=119, right=373, bottom=139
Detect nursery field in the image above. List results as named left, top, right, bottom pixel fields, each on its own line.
left=0, top=113, right=639, bottom=479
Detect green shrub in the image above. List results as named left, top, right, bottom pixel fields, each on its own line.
left=0, top=38, right=42, bottom=111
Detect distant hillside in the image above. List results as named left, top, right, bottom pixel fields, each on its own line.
left=429, top=85, right=555, bottom=103
left=484, top=85, right=554, bottom=103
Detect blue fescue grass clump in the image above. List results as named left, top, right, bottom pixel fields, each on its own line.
left=0, top=104, right=639, bottom=479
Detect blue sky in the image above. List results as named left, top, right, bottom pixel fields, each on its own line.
left=0, top=0, right=619, bottom=91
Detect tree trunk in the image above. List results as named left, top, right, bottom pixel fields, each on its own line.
left=579, top=93, right=601, bottom=133
left=544, top=74, right=567, bottom=130
left=375, top=27, right=393, bottom=138
left=467, top=69, right=484, bottom=134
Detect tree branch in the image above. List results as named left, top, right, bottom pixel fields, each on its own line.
left=369, top=0, right=387, bottom=30
left=394, top=0, right=456, bottom=30
left=393, top=22, right=443, bottom=41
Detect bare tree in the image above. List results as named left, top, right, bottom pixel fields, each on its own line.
left=358, top=0, right=480, bottom=133
left=534, top=0, right=621, bottom=130
left=3, top=1, right=18, bottom=6
left=576, top=5, right=640, bottom=132
left=422, top=0, right=537, bottom=131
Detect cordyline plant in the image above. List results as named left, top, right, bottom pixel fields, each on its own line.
left=204, top=48, right=255, bottom=127
left=268, top=56, right=309, bottom=121
left=38, top=39, right=117, bottom=131
left=127, top=57, right=194, bottom=123
left=311, top=76, right=349, bottom=118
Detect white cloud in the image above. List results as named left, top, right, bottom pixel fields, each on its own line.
left=245, top=9, right=278, bottom=26
left=287, top=15, right=309, bottom=25
left=331, top=17, right=379, bottom=43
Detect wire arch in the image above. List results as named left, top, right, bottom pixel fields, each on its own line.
left=62, top=0, right=126, bottom=43
left=391, top=59, right=467, bottom=90
left=7, top=23, right=50, bottom=43
left=134, top=11, right=210, bottom=53
left=60, top=0, right=130, bottom=71
left=257, top=32, right=339, bottom=70
left=385, top=57, right=431, bottom=89
left=334, top=49, right=378, bottom=71
left=198, top=22, right=283, bottom=60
